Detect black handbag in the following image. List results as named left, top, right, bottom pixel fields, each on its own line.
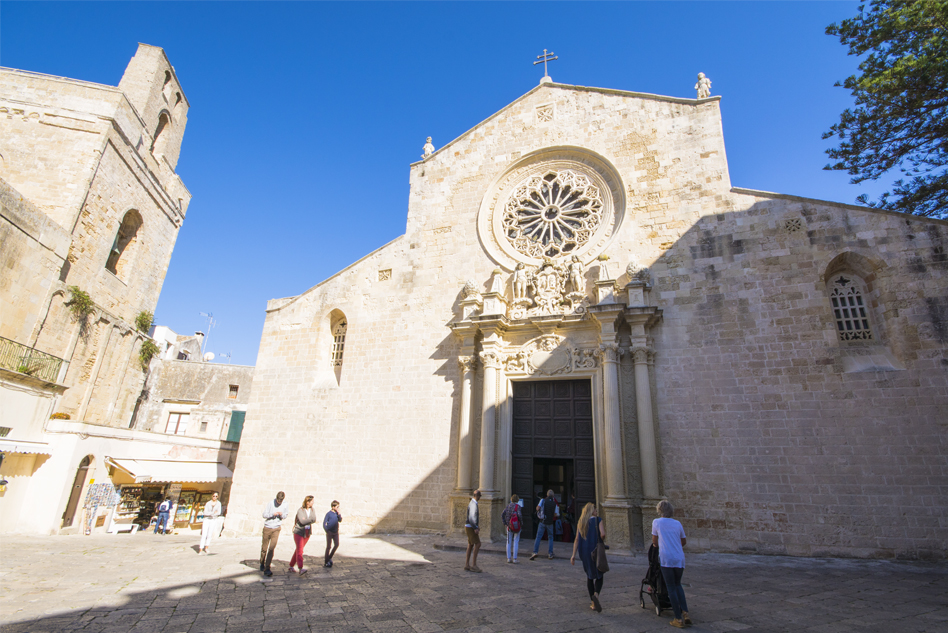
left=592, top=538, right=609, bottom=572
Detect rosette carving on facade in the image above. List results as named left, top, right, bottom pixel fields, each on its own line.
left=477, top=148, right=625, bottom=271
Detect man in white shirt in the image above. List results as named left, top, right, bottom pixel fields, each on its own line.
left=260, top=491, right=289, bottom=577
left=199, top=492, right=222, bottom=554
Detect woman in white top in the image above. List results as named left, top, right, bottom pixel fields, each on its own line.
left=651, top=500, right=692, bottom=628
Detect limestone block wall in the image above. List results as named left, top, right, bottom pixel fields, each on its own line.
left=646, top=192, right=948, bottom=560
left=0, top=179, right=70, bottom=345
left=132, top=360, right=253, bottom=441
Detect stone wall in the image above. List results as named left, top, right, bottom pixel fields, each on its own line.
left=228, top=83, right=948, bottom=559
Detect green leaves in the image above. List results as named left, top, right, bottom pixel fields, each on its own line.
left=824, top=0, right=948, bottom=218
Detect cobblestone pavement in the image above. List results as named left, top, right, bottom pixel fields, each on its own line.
left=1, top=532, right=946, bottom=633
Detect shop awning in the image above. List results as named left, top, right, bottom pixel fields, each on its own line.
left=106, top=458, right=233, bottom=483
left=0, top=439, right=51, bottom=455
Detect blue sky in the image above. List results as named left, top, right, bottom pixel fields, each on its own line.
left=2, top=1, right=878, bottom=367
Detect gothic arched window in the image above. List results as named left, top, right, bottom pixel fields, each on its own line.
left=829, top=274, right=873, bottom=341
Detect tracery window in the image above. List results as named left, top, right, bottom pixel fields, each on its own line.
left=331, top=320, right=347, bottom=367
left=829, top=275, right=873, bottom=341
left=503, top=170, right=604, bottom=259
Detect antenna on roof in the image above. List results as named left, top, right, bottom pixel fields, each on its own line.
left=199, top=312, right=215, bottom=357
left=534, top=49, right=558, bottom=85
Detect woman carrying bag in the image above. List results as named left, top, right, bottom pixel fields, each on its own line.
left=570, top=502, right=607, bottom=612
left=289, top=495, right=316, bottom=575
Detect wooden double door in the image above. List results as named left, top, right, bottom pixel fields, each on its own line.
left=511, top=379, right=596, bottom=538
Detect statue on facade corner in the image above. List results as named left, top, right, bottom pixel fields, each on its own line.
left=627, top=259, right=650, bottom=282
left=422, top=136, right=435, bottom=159
left=695, top=73, right=712, bottom=99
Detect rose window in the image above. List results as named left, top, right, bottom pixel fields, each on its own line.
left=502, top=170, right=604, bottom=259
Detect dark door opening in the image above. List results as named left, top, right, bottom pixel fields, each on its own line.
left=511, top=379, right=596, bottom=540
left=532, top=458, right=573, bottom=539
left=62, top=455, right=92, bottom=527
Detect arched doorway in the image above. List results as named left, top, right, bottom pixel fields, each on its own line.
left=62, top=455, right=93, bottom=528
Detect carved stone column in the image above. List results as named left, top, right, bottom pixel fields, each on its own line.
left=632, top=346, right=660, bottom=498
left=478, top=350, right=503, bottom=494
left=600, top=342, right=627, bottom=500
left=456, top=356, right=475, bottom=491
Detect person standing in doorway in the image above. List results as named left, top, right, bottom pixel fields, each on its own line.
left=502, top=494, right=523, bottom=563
left=530, top=489, right=559, bottom=560
left=464, top=489, right=482, bottom=572
left=570, top=502, right=606, bottom=612
left=155, top=497, right=172, bottom=535
left=260, top=491, right=289, bottom=577
left=199, top=492, right=222, bottom=554
left=290, top=495, right=316, bottom=575
left=323, top=500, right=342, bottom=568
left=652, top=499, right=692, bottom=628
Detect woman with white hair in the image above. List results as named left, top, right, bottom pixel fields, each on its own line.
left=652, top=499, right=692, bottom=628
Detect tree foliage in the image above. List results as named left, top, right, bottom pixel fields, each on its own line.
left=824, top=0, right=948, bottom=218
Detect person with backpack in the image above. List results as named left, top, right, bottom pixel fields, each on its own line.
left=530, top=489, right=560, bottom=560
left=323, top=500, right=342, bottom=568
left=501, top=494, right=523, bottom=563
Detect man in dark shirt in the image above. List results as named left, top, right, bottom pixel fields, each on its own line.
left=530, top=489, right=559, bottom=560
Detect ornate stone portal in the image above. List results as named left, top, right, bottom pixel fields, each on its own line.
left=449, top=256, right=661, bottom=550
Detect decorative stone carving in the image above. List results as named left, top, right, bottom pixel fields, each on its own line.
left=572, top=347, right=598, bottom=370
left=461, top=280, right=481, bottom=300
left=458, top=356, right=475, bottom=372
left=476, top=149, right=625, bottom=270
left=503, top=170, right=604, bottom=260
left=422, top=136, right=435, bottom=159
left=597, top=254, right=612, bottom=281
left=626, top=259, right=650, bottom=283
left=512, top=263, right=529, bottom=300
left=506, top=257, right=589, bottom=320
left=479, top=350, right=505, bottom=369
left=599, top=342, right=620, bottom=364
left=631, top=346, right=649, bottom=364
left=501, top=335, right=600, bottom=377
left=695, top=73, right=712, bottom=99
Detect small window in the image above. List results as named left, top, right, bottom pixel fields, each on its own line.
left=151, top=111, right=171, bottom=155
left=177, top=350, right=190, bottom=361
left=105, top=211, right=143, bottom=278
left=162, top=70, right=173, bottom=102
left=331, top=320, right=347, bottom=367
left=199, top=420, right=208, bottom=433
left=228, top=385, right=239, bottom=399
left=165, top=412, right=189, bottom=435
left=830, top=275, right=873, bottom=341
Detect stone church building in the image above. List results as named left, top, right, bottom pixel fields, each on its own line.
left=227, top=78, right=948, bottom=559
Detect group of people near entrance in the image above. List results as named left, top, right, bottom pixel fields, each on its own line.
left=466, top=489, right=693, bottom=628
left=259, top=491, right=342, bottom=577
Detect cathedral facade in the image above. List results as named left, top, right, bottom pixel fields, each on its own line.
left=227, top=81, right=948, bottom=559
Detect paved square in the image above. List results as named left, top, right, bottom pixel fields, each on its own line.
left=1, top=533, right=945, bottom=632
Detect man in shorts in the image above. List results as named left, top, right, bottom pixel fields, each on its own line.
left=464, top=489, right=482, bottom=572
